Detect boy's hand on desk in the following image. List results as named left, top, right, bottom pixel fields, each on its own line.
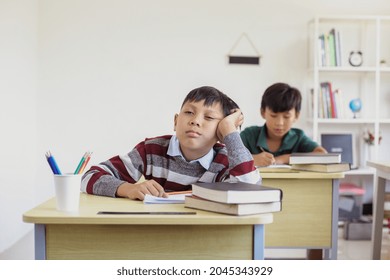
left=116, top=180, right=168, bottom=201
left=217, top=109, right=243, bottom=141
left=253, top=152, right=275, bottom=167
left=274, top=154, right=290, bottom=165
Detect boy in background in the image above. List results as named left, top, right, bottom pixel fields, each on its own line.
left=241, top=82, right=326, bottom=260
left=81, top=86, right=260, bottom=200
left=240, top=82, right=326, bottom=167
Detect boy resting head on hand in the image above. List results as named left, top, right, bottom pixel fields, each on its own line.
left=81, top=86, right=261, bottom=200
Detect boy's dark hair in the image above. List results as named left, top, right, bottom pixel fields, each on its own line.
left=261, top=83, right=302, bottom=113
left=181, top=86, right=239, bottom=117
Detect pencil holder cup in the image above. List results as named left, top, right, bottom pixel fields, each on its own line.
left=53, top=173, right=82, bottom=213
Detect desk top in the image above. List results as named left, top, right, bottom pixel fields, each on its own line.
left=367, top=161, right=390, bottom=173
left=258, top=168, right=344, bottom=179
left=23, top=193, right=273, bottom=226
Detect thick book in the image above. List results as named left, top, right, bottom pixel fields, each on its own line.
left=291, top=162, right=350, bottom=173
left=191, top=182, right=282, bottom=204
left=185, top=195, right=282, bottom=216
left=289, top=152, right=341, bottom=164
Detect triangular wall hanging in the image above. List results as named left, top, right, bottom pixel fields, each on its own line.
left=227, top=33, right=261, bottom=65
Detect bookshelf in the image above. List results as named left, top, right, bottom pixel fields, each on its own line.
left=308, top=16, right=390, bottom=213
left=308, top=15, right=390, bottom=167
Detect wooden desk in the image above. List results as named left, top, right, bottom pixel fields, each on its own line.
left=367, top=161, right=390, bottom=259
left=23, top=194, right=273, bottom=260
left=258, top=168, right=344, bottom=260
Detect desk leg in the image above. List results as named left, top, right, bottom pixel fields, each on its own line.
left=253, top=224, right=265, bottom=260
left=35, top=224, right=46, bottom=260
left=324, top=178, right=339, bottom=260
left=372, top=176, right=386, bottom=259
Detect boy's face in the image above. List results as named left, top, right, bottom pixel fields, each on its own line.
left=174, top=100, right=224, bottom=161
left=261, top=107, right=299, bottom=140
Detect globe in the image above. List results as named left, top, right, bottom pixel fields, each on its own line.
left=349, top=98, right=362, bottom=118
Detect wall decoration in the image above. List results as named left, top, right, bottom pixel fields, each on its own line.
left=227, top=33, right=261, bottom=65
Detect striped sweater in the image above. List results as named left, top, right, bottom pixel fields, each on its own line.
left=81, top=132, right=261, bottom=197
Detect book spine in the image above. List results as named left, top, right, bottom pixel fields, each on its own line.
left=320, top=82, right=330, bottom=118
left=327, top=82, right=336, bottom=118
left=335, top=29, right=342, bottom=66
left=328, top=29, right=336, bottom=67
left=324, top=34, right=330, bottom=67
left=318, top=34, right=326, bottom=67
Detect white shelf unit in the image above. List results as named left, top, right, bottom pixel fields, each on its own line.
left=308, top=16, right=390, bottom=210
left=308, top=15, right=390, bottom=167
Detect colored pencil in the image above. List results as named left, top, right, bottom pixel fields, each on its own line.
left=74, top=152, right=88, bottom=174
left=78, top=152, right=92, bottom=174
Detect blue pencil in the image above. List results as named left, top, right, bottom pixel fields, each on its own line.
left=45, top=151, right=62, bottom=175
left=46, top=154, right=57, bottom=174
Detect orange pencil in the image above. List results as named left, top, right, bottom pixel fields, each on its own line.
left=78, top=152, right=92, bottom=174
left=166, top=190, right=192, bottom=196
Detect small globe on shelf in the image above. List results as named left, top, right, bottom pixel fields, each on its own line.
left=349, top=98, right=362, bottom=118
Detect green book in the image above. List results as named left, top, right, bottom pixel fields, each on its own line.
left=328, top=29, right=337, bottom=66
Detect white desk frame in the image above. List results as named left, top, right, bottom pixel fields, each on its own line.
left=367, top=161, right=390, bottom=259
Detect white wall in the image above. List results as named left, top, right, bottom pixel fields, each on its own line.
left=0, top=0, right=38, bottom=254
left=1, top=0, right=390, bottom=258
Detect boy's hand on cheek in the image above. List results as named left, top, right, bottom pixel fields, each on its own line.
left=217, top=109, right=243, bottom=141
left=116, top=180, right=168, bottom=201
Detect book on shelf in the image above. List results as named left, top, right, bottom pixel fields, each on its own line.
left=185, top=195, right=282, bottom=216
left=320, top=82, right=332, bottom=118
left=328, top=28, right=337, bottom=66
left=291, top=162, right=351, bottom=173
left=334, top=28, right=342, bottom=66
left=317, top=28, right=342, bottom=67
left=333, top=88, right=344, bottom=118
left=289, top=152, right=341, bottom=164
left=191, top=182, right=283, bottom=204
left=319, top=81, right=341, bottom=119
left=318, top=34, right=326, bottom=67
left=324, top=33, right=331, bottom=66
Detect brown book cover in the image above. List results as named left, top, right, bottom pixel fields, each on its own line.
left=291, top=162, right=350, bottom=173
left=185, top=195, right=282, bottom=216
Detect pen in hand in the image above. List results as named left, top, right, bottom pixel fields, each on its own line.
left=260, top=147, right=276, bottom=165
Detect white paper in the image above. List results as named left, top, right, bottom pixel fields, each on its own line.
left=143, top=193, right=190, bottom=204
left=257, top=164, right=292, bottom=169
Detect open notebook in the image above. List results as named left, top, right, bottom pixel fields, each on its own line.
left=143, top=192, right=191, bottom=204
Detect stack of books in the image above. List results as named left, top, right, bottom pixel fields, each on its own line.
left=318, top=28, right=342, bottom=67
left=289, top=152, right=350, bottom=173
left=184, top=182, right=282, bottom=216
left=318, top=82, right=344, bottom=119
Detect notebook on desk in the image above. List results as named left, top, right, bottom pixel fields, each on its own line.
left=257, top=164, right=299, bottom=173
left=320, top=133, right=357, bottom=169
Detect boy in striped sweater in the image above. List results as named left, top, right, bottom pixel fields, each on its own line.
left=81, top=86, right=261, bottom=200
